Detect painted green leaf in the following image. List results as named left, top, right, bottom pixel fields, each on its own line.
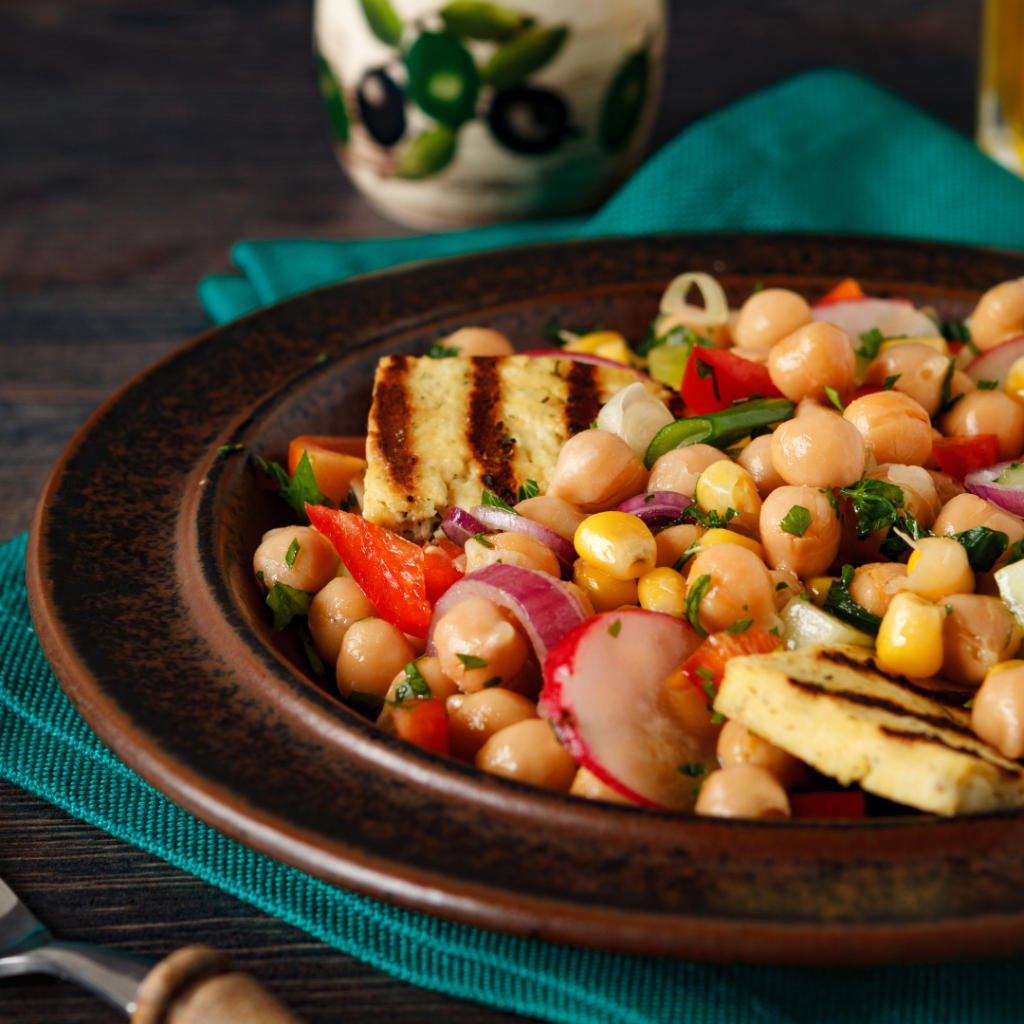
left=397, top=124, right=458, bottom=178
left=440, top=1, right=530, bottom=41
left=360, top=0, right=404, bottom=46
left=480, top=24, right=568, bottom=91
left=406, top=31, right=480, bottom=125
left=317, top=55, right=350, bottom=143
left=599, top=48, right=649, bottom=151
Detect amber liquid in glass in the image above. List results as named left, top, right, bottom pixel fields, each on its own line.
left=979, top=0, right=1024, bottom=174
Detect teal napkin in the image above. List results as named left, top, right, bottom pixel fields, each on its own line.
left=200, top=68, right=1024, bottom=323
left=12, top=67, right=1024, bottom=1022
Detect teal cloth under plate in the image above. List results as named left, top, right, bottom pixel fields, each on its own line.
left=10, top=67, right=1024, bottom=1021
left=201, top=68, right=1024, bottom=323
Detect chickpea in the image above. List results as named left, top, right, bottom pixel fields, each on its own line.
left=694, top=764, right=791, bottom=819
left=432, top=596, right=529, bottom=693
left=441, top=326, right=514, bottom=356
left=940, top=389, right=1024, bottom=461
left=647, top=444, right=724, bottom=498
left=767, top=321, right=856, bottom=404
left=863, top=344, right=952, bottom=416
left=547, top=430, right=648, bottom=512
left=736, top=434, right=786, bottom=498
left=685, top=544, right=780, bottom=634
left=464, top=531, right=560, bottom=578
left=942, top=594, right=1022, bottom=686
left=337, top=618, right=415, bottom=699
left=307, top=577, right=378, bottom=666
left=970, top=278, right=1024, bottom=351
left=848, top=562, right=907, bottom=619
left=972, top=663, right=1024, bottom=758
left=731, top=288, right=812, bottom=355
left=759, top=485, right=840, bottom=578
left=515, top=495, right=588, bottom=541
left=377, top=657, right=461, bottom=732
left=253, top=525, right=339, bottom=594
left=926, top=469, right=966, bottom=507
left=475, top=719, right=577, bottom=791
left=445, top=688, right=538, bottom=761
left=769, top=568, right=803, bottom=609
left=771, top=408, right=865, bottom=489
left=569, top=766, right=634, bottom=804
left=716, top=720, right=805, bottom=790
left=933, top=493, right=1024, bottom=567
left=844, top=391, right=933, bottom=467
left=655, top=523, right=705, bottom=569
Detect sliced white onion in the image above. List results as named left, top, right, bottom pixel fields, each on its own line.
left=596, top=382, right=675, bottom=458
left=658, top=272, right=729, bottom=327
left=811, top=297, right=941, bottom=341
left=425, top=563, right=587, bottom=662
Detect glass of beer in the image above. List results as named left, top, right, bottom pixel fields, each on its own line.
left=979, top=0, right=1024, bottom=175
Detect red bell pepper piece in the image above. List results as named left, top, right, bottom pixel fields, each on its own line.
left=306, top=505, right=433, bottom=637
left=790, top=791, right=867, bottom=819
left=678, top=630, right=783, bottom=690
left=846, top=382, right=882, bottom=403
left=392, top=698, right=450, bottom=755
left=681, top=348, right=782, bottom=415
left=423, top=540, right=464, bottom=605
left=930, top=434, right=1000, bottom=480
left=816, top=278, right=864, bottom=305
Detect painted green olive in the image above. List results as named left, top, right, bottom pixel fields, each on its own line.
left=479, top=24, right=568, bottom=91
left=317, top=56, right=349, bottom=144
left=406, top=31, right=479, bottom=126
left=488, top=86, right=568, bottom=154
left=397, top=124, right=458, bottom=178
left=600, top=48, right=649, bottom=151
left=439, top=0, right=530, bottom=42
left=357, top=68, right=406, bottom=146
left=360, top=0, right=403, bottom=46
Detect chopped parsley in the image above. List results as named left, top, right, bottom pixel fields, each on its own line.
left=217, top=443, right=244, bottom=459
left=298, top=621, right=325, bottom=677
left=822, top=564, right=882, bottom=635
left=393, top=661, right=432, bottom=703
left=824, top=386, right=844, bottom=413
left=1008, top=539, right=1024, bottom=566
left=483, top=677, right=502, bottom=688
left=456, top=653, right=489, bottom=670
left=471, top=533, right=495, bottom=548
left=517, top=479, right=540, bottom=502
left=941, top=317, right=974, bottom=350
left=752, top=281, right=765, bottom=294
left=839, top=477, right=907, bottom=539
left=964, top=697, right=975, bottom=710
left=819, top=486, right=840, bottom=516
left=348, top=691, right=385, bottom=718
left=427, top=341, right=460, bottom=359
left=977, top=379, right=999, bottom=390
left=726, top=618, right=753, bottom=634
left=265, top=582, right=313, bottom=631
left=285, top=538, right=301, bottom=568
left=685, top=574, right=712, bottom=638
left=696, top=667, right=725, bottom=723
left=249, top=449, right=329, bottom=523
left=953, top=526, right=1009, bottom=573
left=779, top=505, right=812, bottom=538
left=858, top=328, right=886, bottom=361
left=314, top=351, right=329, bottom=365
left=678, top=762, right=709, bottom=778
left=695, top=356, right=721, bottom=402
left=481, top=489, right=519, bottom=515
left=608, top=619, right=622, bottom=637
left=883, top=374, right=901, bottom=391
left=685, top=506, right=737, bottom=530
left=775, top=581, right=789, bottom=591
left=938, top=359, right=963, bottom=415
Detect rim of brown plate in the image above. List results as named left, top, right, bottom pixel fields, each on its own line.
left=26, top=233, right=1024, bottom=967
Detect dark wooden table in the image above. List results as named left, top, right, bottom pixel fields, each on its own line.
left=0, top=0, right=984, bottom=1019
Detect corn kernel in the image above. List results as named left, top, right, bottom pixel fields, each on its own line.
left=805, top=576, right=837, bottom=608
left=984, top=658, right=1024, bottom=681
left=690, top=527, right=764, bottom=561
left=902, top=536, right=974, bottom=602
left=877, top=336, right=950, bottom=356
left=1006, top=355, right=1024, bottom=404
left=563, top=330, right=628, bottom=354
left=876, top=591, right=945, bottom=678
left=573, top=559, right=639, bottom=612
left=574, top=511, right=657, bottom=580
left=594, top=338, right=644, bottom=368
left=637, top=567, right=688, bottom=616
left=694, top=461, right=762, bottom=536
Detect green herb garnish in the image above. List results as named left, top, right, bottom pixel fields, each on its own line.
left=456, top=653, right=489, bottom=670
left=471, top=533, right=495, bottom=548
left=427, top=341, right=461, bottom=359
left=953, top=526, right=1009, bottom=573
left=883, top=374, right=900, bottom=391
left=779, top=505, right=812, bottom=538
left=977, top=379, right=999, bottom=390
left=285, top=538, right=301, bottom=568
left=298, top=621, right=325, bottom=677
left=938, top=358, right=963, bottom=416
left=685, top=506, right=737, bottom=530
left=824, top=386, right=844, bottom=413
left=838, top=477, right=906, bottom=539
left=608, top=619, right=622, bottom=637
left=392, top=661, right=433, bottom=704
left=348, top=691, right=385, bottom=718
left=265, top=582, right=313, bottom=631
left=249, top=449, right=329, bottom=523
left=776, top=581, right=789, bottom=592
left=822, top=564, right=882, bottom=635
left=695, top=356, right=721, bottom=402
left=685, top=574, right=711, bottom=639
left=517, top=479, right=539, bottom=502
left=726, top=618, right=753, bottom=634
left=678, top=763, right=709, bottom=778
left=481, top=489, right=519, bottom=515
left=858, top=328, right=886, bottom=361
left=483, top=677, right=502, bottom=688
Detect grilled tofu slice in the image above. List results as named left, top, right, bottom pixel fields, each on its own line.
left=716, top=644, right=1024, bottom=816
left=362, top=354, right=679, bottom=540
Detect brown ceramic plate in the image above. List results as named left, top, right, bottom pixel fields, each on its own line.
left=26, top=235, right=1024, bottom=967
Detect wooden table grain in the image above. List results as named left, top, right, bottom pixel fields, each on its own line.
left=0, top=0, right=984, bottom=1019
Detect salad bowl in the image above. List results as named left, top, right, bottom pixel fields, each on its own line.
left=26, top=234, right=1024, bottom=966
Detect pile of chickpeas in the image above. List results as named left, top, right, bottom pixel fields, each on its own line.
left=253, top=279, right=1024, bottom=819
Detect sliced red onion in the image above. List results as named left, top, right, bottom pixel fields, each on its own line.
left=518, top=348, right=655, bottom=383
left=425, top=563, right=587, bottom=662
left=965, top=461, right=1024, bottom=518
left=469, top=504, right=576, bottom=571
left=615, top=491, right=693, bottom=529
left=965, top=334, right=1024, bottom=389
left=441, top=506, right=489, bottom=547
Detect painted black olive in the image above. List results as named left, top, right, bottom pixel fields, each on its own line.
left=357, top=68, right=406, bottom=146
left=487, top=86, right=568, bottom=154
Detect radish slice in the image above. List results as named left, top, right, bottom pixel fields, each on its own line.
left=519, top=349, right=655, bottom=382
left=441, top=506, right=489, bottom=546
left=965, top=334, right=1024, bottom=388
left=469, top=505, right=576, bottom=571
left=425, top=563, right=586, bottom=662
left=539, top=609, right=705, bottom=810
left=812, top=297, right=940, bottom=342
left=615, top=491, right=693, bottom=529
left=964, top=460, right=1024, bottom=518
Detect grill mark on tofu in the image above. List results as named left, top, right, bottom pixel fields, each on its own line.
left=564, top=362, right=602, bottom=436
left=785, top=678, right=977, bottom=740
left=468, top=357, right=517, bottom=504
left=372, top=355, right=417, bottom=493
left=816, top=649, right=971, bottom=708
left=879, top=727, right=1023, bottom=777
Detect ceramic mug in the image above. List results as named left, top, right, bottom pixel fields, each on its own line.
left=314, top=0, right=666, bottom=230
